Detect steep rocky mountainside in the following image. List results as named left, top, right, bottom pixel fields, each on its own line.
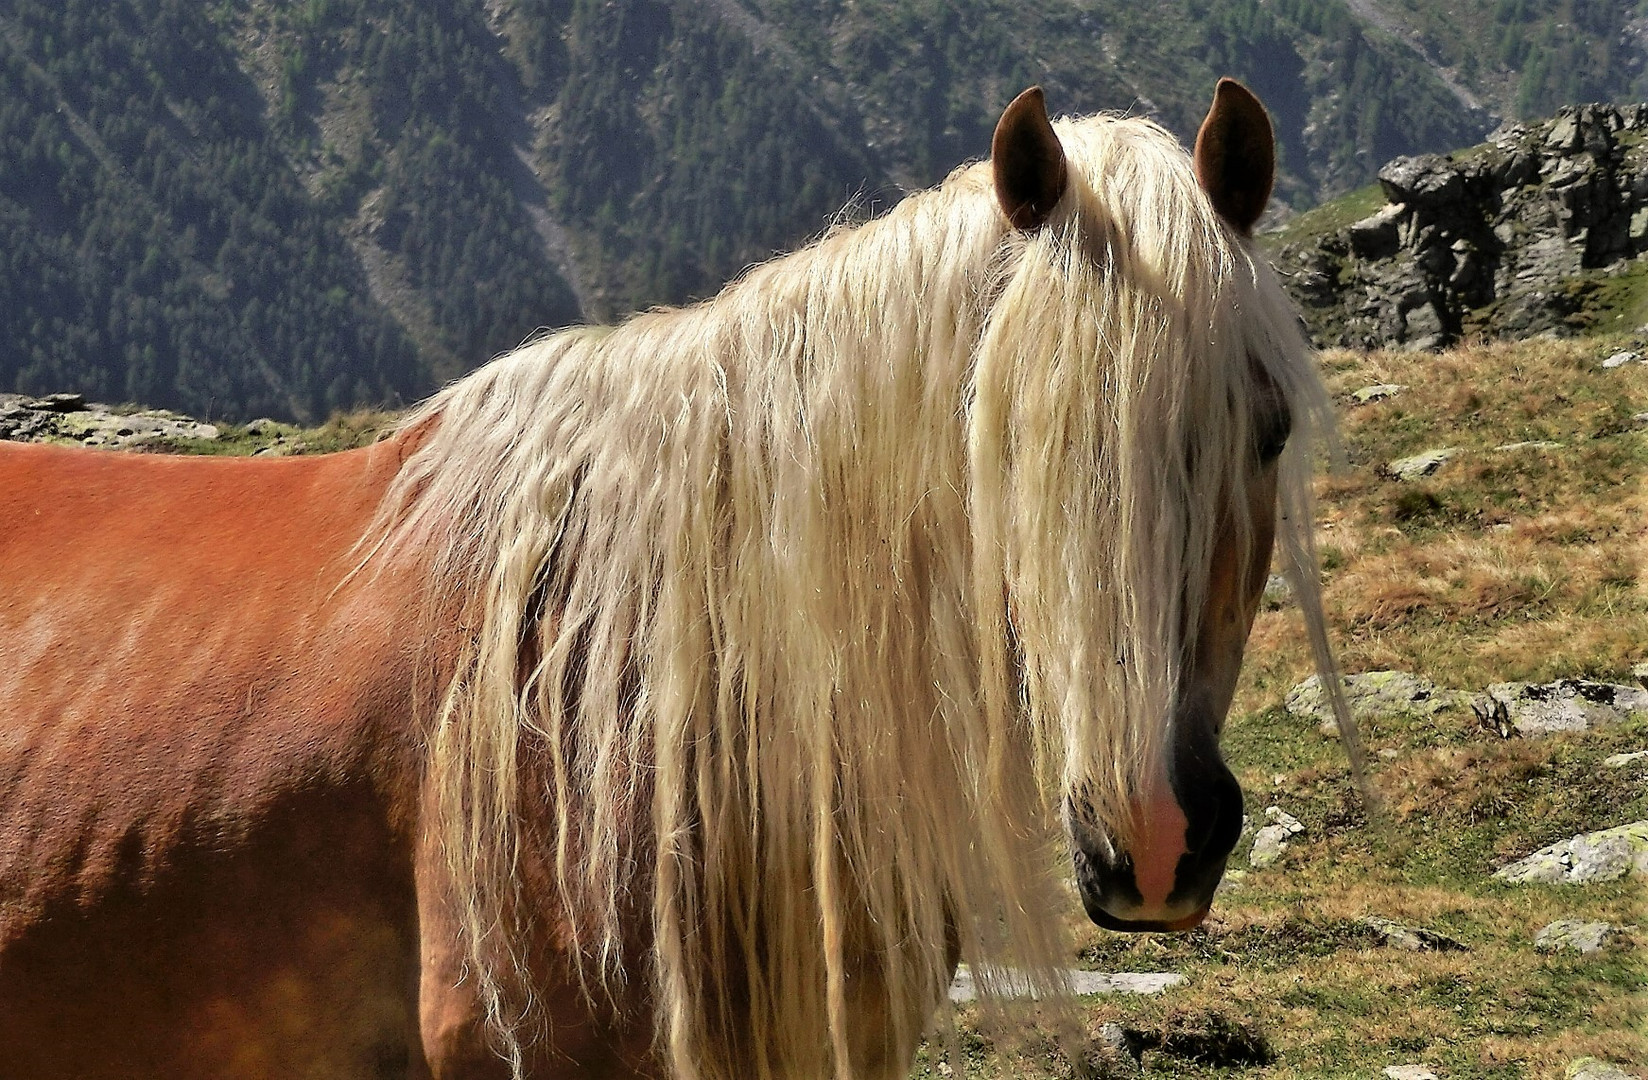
left=2, top=0, right=1646, bottom=419
left=1273, top=104, right=1648, bottom=350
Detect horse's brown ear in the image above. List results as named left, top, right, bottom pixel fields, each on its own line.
left=1193, top=78, right=1275, bottom=234
left=993, top=87, right=1068, bottom=231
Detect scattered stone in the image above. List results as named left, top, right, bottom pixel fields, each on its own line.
left=1362, top=915, right=1468, bottom=952
left=1384, top=1066, right=1439, bottom=1080
left=1480, top=679, right=1648, bottom=735
left=1632, top=412, right=1648, bottom=429
left=38, top=391, right=86, bottom=411
left=1378, top=747, right=1400, bottom=759
left=1494, top=821, right=1648, bottom=885
left=1566, top=1057, right=1639, bottom=1080
left=1249, top=825, right=1292, bottom=869
left=1633, top=661, right=1648, bottom=688
left=1286, top=670, right=1469, bottom=736
left=1351, top=382, right=1408, bottom=403
left=1248, top=810, right=1304, bottom=868
left=945, top=966, right=1183, bottom=1003
left=1089, top=1024, right=1144, bottom=1077
left=1493, top=440, right=1563, bottom=452
left=1604, top=750, right=1648, bottom=768
left=1264, top=806, right=1305, bottom=835
left=1387, top=447, right=1458, bottom=480
left=1262, top=573, right=1293, bottom=609
left=1535, top=919, right=1615, bottom=953
left=1602, top=349, right=1642, bottom=368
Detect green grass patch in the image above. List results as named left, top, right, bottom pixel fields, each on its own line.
left=1261, top=183, right=1388, bottom=251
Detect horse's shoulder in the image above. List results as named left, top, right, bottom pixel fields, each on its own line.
left=0, top=438, right=431, bottom=936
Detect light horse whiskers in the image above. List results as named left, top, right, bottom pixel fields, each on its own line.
left=0, top=80, right=1340, bottom=1079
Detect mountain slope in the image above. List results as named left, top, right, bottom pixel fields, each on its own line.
left=2, top=0, right=1646, bottom=419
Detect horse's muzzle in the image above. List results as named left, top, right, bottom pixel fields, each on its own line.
left=1068, top=712, right=1244, bottom=931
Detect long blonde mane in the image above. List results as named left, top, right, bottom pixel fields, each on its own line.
left=374, top=112, right=1335, bottom=1079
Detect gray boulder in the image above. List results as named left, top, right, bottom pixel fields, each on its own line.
left=1566, top=1058, right=1640, bottom=1080
left=1479, top=679, right=1648, bottom=736
left=1494, top=821, right=1648, bottom=885
left=1387, top=448, right=1458, bottom=480
left=946, top=965, right=1183, bottom=1003
left=1362, top=916, right=1468, bottom=952
left=1286, top=671, right=1469, bottom=736
left=1534, top=919, right=1615, bottom=953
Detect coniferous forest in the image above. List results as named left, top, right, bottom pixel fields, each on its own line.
left=0, top=0, right=1643, bottom=420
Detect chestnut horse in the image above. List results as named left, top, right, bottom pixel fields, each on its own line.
left=0, top=81, right=1343, bottom=1079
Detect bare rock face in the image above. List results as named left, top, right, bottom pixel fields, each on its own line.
left=1274, top=104, right=1648, bottom=349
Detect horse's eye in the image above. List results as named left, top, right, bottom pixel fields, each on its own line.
left=1253, top=403, right=1292, bottom=463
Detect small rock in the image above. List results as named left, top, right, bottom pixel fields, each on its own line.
left=1378, top=748, right=1400, bottom=759
left=1384, top=1067, right=1439, bottom=1080
left=1352, top=382, right=1408, bottom=403
left=1387, top=448, right=1458, bottom=480
left=1604, top=750, right=1648, bottom=768
left=1601, top=350, right=1641, bottom=368
left=1089, top=1023, right=1144, bottom=1077
left=1566, top=1057, right=1639, bottom=1080
left=1632, top=661, right=1648, bottom=688
left=1262, top=573, right=1292, bottom=609
left=1363, top=915, right=1468, bottom=952
left=1249, top=824, right=1291, bottom=869
left=1068, top=971, right=1185, bottom=996
left=1493, top=440, right=1563, bottom=452
left=1535, top=919, right=1614, bottom=953
left=1631, top=412, right=1648, bottom=429
left=945, top=965, right=1183, bottom=1003
left=1494, top=821, right=1648, bottom=885
left=36, top=392, right=86, bottom=412
left=1264, top=806, right=1305, bottom=835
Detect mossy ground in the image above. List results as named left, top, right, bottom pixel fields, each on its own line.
left=911, top=336, right=1648, bottom=1078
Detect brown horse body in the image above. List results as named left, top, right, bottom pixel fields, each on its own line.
left=0, top=443, right=646, bottom=1077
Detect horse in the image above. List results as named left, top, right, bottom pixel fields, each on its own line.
left=0, top=79, right=1347, bottom=1079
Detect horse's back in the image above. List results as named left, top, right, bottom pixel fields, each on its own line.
left=0, top=441, right=433, bottom=1078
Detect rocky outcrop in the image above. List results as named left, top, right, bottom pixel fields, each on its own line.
left=1275, top=104, right=1648, bottom=349
left=0, top=393, right=218, bottom=448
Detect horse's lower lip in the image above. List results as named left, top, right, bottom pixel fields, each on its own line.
left=1088, top=904, right=1211, bottom=933
left=1160, top=907, right=1210, bottom=931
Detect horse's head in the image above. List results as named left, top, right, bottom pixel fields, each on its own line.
left=990, top=79, right=1292, bottom=932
